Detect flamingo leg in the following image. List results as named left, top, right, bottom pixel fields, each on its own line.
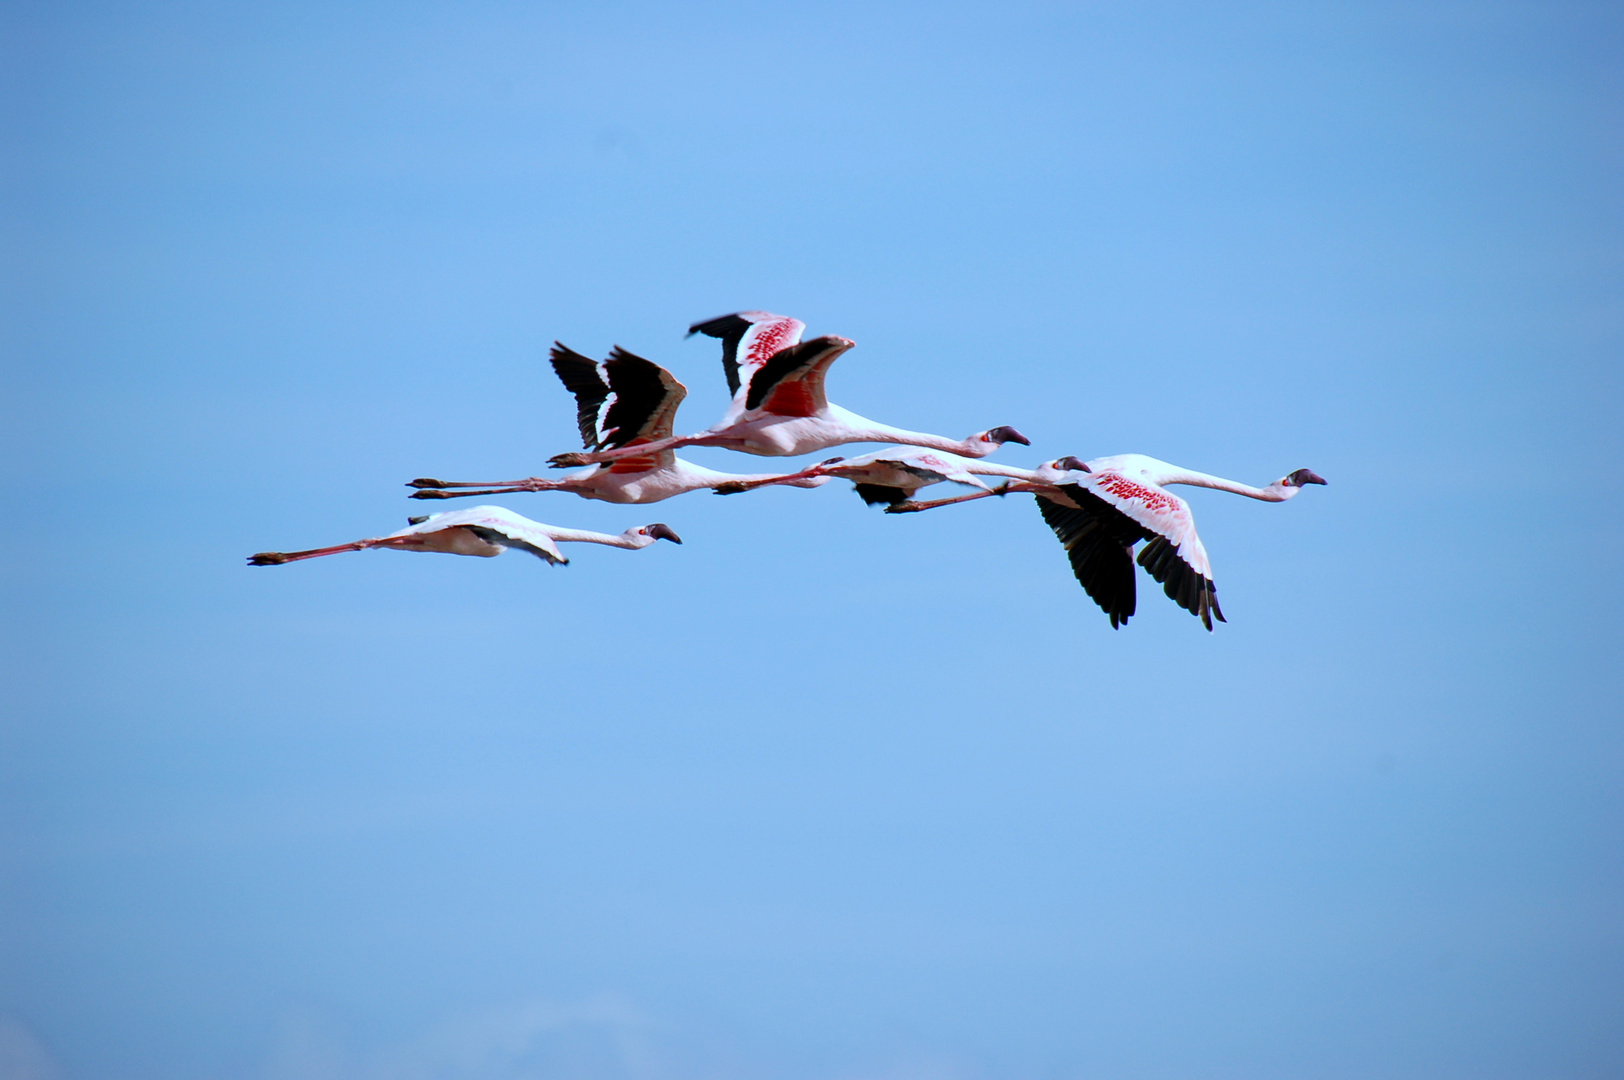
left=408, top=477, right=542, bottom=489
left=407, top=477, right=565, bottom=500
left=548, top=432, right=750, bottom=468
left=884, top=484, right=1013, bottom=514
left=248, top=538, right=388, bottom=565
left=713, top=467, right=825, bottom=495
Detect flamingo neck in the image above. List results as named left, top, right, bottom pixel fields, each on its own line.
left=1162, top=469, right=1287, bottom=501
left=543, top=527, right=640, bottom=548
left=836, top=412, right=980, bottom=456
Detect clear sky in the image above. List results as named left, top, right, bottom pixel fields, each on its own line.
left=2, top=2, right=1620, bottom=1078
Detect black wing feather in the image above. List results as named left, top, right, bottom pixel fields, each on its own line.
left=853, top=483, right=909, bottom=506
left=1135, top=534, right=1223, bottom=631
left=687, top=313, right=753, bottom=396
left=1039, top=485, right=1160, bottom=629
left=600, top=347, right=677, bottom=450
left=549, top=343, right=611, bottom=449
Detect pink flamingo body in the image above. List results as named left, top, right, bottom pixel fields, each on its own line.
left=248, top=506, right=681, bottom=567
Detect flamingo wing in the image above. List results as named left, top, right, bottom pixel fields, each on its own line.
left=392, top=507, right=569, bottom=565
left=601, top=347, right=688, bottom=448
left=843, top=449, right=991, bottom=506
left=1037, top=491, right=1153, bottom=628
left=549, top=343, right=612, bottom=449
left=1048, top=475, right=1224, bottom=630
left=688, top=311, right=806, bottom=396
left=744, top=335, right=853, bottom=416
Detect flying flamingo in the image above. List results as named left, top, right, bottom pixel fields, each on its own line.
left=713, top=448, right=1089, bottom=507
left=547, top=314, right=1028, bottom=468
left=407, top=344, right=830, bottom=503
left=891, top=454, right=1326, bottom=630
left=247, top=506, right=681, bottom=567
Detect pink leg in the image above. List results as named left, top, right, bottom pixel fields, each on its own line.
left=713, top=467, right=825, bottom=495
left=248, top=538, right=384, bottom=565
left=885, top=484, right=1014, bottom=514
left=408, top=477, right=564, bottom=500
left=548, top=434, right=698, bottom=468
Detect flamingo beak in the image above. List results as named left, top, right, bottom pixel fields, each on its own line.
left=646, top=523, right=683, bottom=544
left=1057, top=456, right=1090, bottom=472
left=1289, top=469, right=1327, bottom=486
left=988, top=426, right=1030, bottom=446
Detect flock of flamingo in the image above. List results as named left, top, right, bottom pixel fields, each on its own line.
left=249, top=310, right=1326, bottom=630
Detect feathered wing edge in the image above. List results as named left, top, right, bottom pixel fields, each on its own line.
left=548, top=343, right=610, bottom=449
left=688, top=312, right=805, bottom=397
left=1039, top=485, right=1224, bottom=630
left=743, top=336, right=847, bottom=414
left=601, top=347, right=687, bottom=449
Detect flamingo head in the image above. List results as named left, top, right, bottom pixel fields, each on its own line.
left=1270, top=468, right=1327, bottom=500
left=1051, top=456, right=1091, bottom=474
left=962, top=425, right=1030, bottom=458
left=631, top=523, right=683, bottom=546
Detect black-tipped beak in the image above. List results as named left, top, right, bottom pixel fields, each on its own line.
left=1289, top=468, right=1328, bottom=486
left=647, top=523, right=683, bottom=544
left=1057, top=456, right=1090, bottom=473
left=990, top=426, right=1030, bottom=446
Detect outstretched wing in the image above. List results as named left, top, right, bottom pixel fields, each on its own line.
left=389, top=506, right=569, bottom=565
left=688, top=311, right=806, bottom=396
left=549, top=343, right=611, bottom=449
left=600, top=347, right=688, bottom=449
left=743, top=335, right=852, bottom=416
left=1048, top=474, right=1224, bottom=630
left=843, top=449, right=992, bottom=506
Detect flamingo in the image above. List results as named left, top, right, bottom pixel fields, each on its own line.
left=247, top=506, right=681, bottom=566
left=713, top=448, right=1088, bottom=507
left=892, top=454, right=1326, bottom=630
left=407, top=344, right=828, bottom=504
left=547, top=315, right=1029, bottom=468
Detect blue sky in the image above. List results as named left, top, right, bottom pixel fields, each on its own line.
left=3, top=2, right=1620, bottom=1078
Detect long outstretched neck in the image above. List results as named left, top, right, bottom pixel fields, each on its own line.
left=839, top=415, right=979, bottom=455
left=543, top=527, right=637, bottom=548
left=1161, top=469, right=1285, bottom=501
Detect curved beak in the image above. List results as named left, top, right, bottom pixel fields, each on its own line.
left=989, top=426, right=1031, bottom=446
left=1056, top=456, right=1090, bottom=473
left=1290, top=469, right=1328, bottom=486
left=646, top=523, right=683, bottom=544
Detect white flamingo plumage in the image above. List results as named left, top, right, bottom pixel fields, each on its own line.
left=892, top=454, right=1326, bottom=630
left=407, top=344, right=828, bottom=504
left=546, top=312, right=1029, bottom=468
left=248, top=506, right=681, bottom=567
